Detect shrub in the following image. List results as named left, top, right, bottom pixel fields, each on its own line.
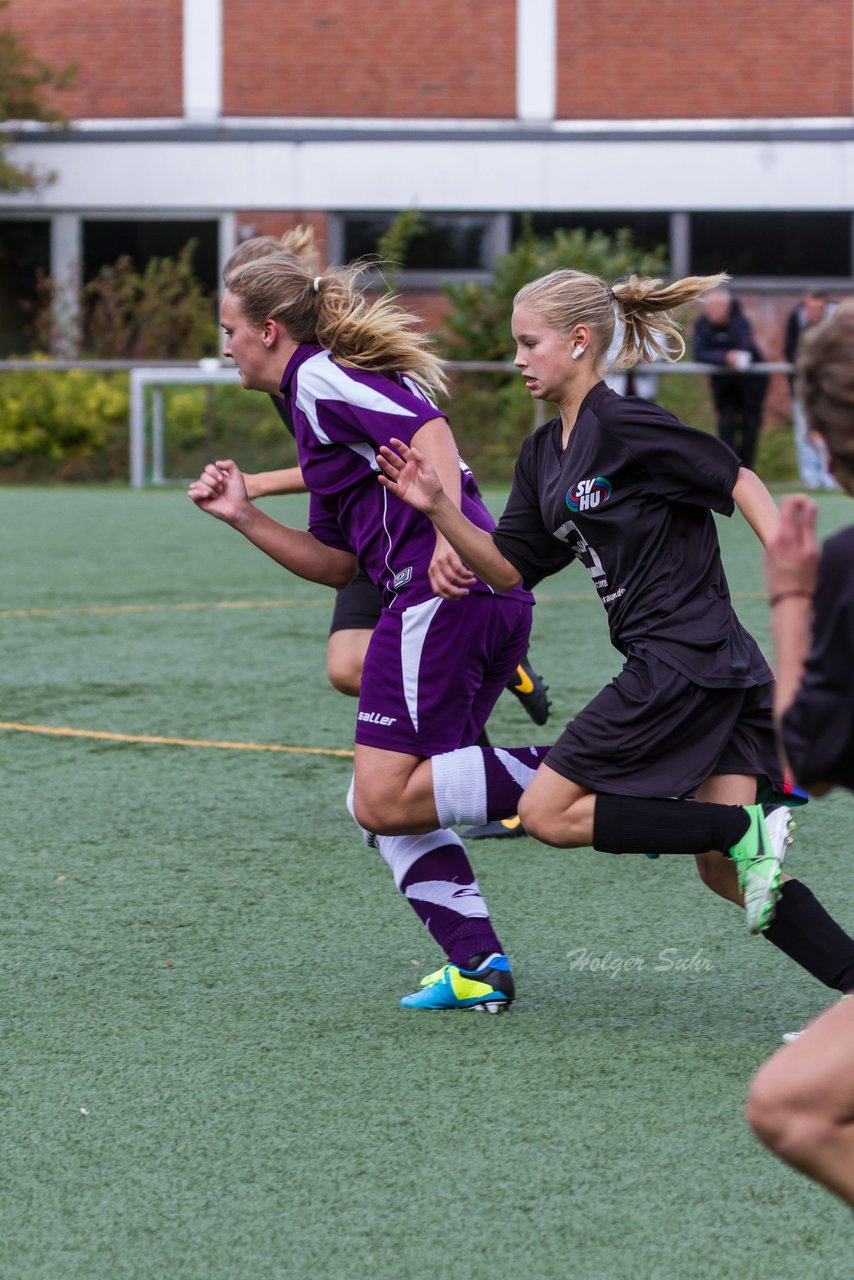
left=0, top=364, right=128, bottom=481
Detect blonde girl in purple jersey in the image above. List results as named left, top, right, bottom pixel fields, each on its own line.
left=224, top=231, right=552, bottom=741
left=190, top=249, right=534, bottom=1011
left=376, top=267, right=854, bottom=1013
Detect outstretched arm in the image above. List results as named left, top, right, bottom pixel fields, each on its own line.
left=733, top=466, right=781, bottom=546
left=188, top=459, right=356, bottom=588
left=377, top=436, right=522, bottom=593
left=764, top=495, right=818, bottom=721
left=243, top=466, right=307, bottom=499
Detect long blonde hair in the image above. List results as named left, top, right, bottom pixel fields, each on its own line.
left=797, top=299, right=854, bottom=487
left=223, top=226, right=320, bottom=283
left=515, top=268, right=730, bottom=371
left=225, top=249, right=448, bottom=401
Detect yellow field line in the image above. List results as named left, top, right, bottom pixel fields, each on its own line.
left=0, top=721, right=354, bottom=758
left=0, top=590, right=766, bottom=619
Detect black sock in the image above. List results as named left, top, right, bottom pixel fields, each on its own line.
left=763, top=880, right=854, bottom=992
left=593, top=794, right=751, bottom=855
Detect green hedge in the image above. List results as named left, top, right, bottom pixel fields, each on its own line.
left=0, top=363, right=796, bottom=484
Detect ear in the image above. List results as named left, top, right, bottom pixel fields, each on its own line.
left=261, top=317, right=279, bottom=348
left=569, top=324, right=591, bottom=359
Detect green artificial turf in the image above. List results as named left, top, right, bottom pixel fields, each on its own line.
left=1, top=485, right=853, bottom=1279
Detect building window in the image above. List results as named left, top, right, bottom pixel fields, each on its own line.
left=690, top=212, right=851, bottom=279
left=82, top=220, right=220, bottom=290
left=511, top=212, right=671, bottom=260
left=341, top=213, right=494, bottom=271
left=0, top=220, right=51, bottom=356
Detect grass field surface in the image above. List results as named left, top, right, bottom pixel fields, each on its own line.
left=1, top=485, right=853, bottom=1279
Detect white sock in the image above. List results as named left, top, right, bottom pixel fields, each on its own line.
left=431, top=746, right=487, bottom=828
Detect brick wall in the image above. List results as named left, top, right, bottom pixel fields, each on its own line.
left=557, top=0, right=853, bottom=119
left=234, top=211, right=329, bottom=261
left=5, top=0, right=183, bottom=118
left=9, top=0, right=851, bottom=125
left=222, top=0, right=516, bottom=117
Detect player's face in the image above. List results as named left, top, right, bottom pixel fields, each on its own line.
left=511, top=303, right=575, bottom=403
left=220, top=290, right=280, bottom=392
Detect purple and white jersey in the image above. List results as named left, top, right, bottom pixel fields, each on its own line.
left=280, top=343, right=533, bottom=611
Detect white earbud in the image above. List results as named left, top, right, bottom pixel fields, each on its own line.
left=571, top=346, right=585, bottom=361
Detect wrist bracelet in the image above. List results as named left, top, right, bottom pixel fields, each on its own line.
left=769, top=590, right=813, bottom=608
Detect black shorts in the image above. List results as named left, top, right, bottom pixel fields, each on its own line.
left=545, top=650, right=782, bottom=799
left=329, top=568, right=383, bottom=635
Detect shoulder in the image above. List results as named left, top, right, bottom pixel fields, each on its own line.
left=295, top=350, right=440, bottom=418
left=821, top=525, right=854, bottom=574
left=594, top=384, right=681, bottom=433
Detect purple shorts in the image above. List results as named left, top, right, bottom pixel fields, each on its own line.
left=545, top=649, right=782, bottom=799
left=355, top=593, right=532, bottom=757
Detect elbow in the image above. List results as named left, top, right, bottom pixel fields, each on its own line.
left=327, top=562, right=358, bottom=590
left=486, top=565, right=524, bottom=593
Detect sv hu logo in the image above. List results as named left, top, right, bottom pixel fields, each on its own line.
left=566, top=476, right=612, bottom=512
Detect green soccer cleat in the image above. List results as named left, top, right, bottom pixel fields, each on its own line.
left=400, top=953, right=514, bottom=1012
left=729, top=804, right=793, bottom=935
left=506, top=656, right=551, bottom=726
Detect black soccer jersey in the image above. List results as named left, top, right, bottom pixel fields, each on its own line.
left=781, top=525, right=854, bottom=792
left=492, top=381, right=771, bottom=689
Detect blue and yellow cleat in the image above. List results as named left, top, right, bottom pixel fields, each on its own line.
left=400, top=953, right=514, bottom=1013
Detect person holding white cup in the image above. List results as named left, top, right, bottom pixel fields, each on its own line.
left=694, top=287, right=768, bottom=468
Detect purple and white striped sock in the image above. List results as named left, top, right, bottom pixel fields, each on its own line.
left=379, top=828, right=502, bottom=966
left=431, top=744, right=551, bottom=828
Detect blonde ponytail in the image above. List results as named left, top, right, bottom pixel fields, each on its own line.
left=515, top=268, right=730, bottom=372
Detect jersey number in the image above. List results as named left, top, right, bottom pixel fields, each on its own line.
left=554, top=519, right=606, bottom=582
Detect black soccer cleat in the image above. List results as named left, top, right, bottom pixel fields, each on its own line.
left=460, top=816, right=526, bottom=840
left=506, top=655, right=551, bottom=726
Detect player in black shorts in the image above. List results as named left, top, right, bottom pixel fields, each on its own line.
left=376, top=265, right=854, bottom=1010
left=746, top=300, right=854, bottom=1208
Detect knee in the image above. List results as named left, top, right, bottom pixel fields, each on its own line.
left=352, top=786, right=386, bottom=834
left=352, top=780, right=408, bottom=836
left=746, top=1070, right=831, bottom=1164
left=745, top=1072, right=790, bottom=1152
left=516, top=792, right=549, bottom=842
left=517, top=793, right=582, bottom=848
left=326, top=655, right=361, bottom=697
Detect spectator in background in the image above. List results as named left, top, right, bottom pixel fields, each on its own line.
left=694, top=287, right=768, bottom=469
left=783, top=289, right=838, bottom=490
